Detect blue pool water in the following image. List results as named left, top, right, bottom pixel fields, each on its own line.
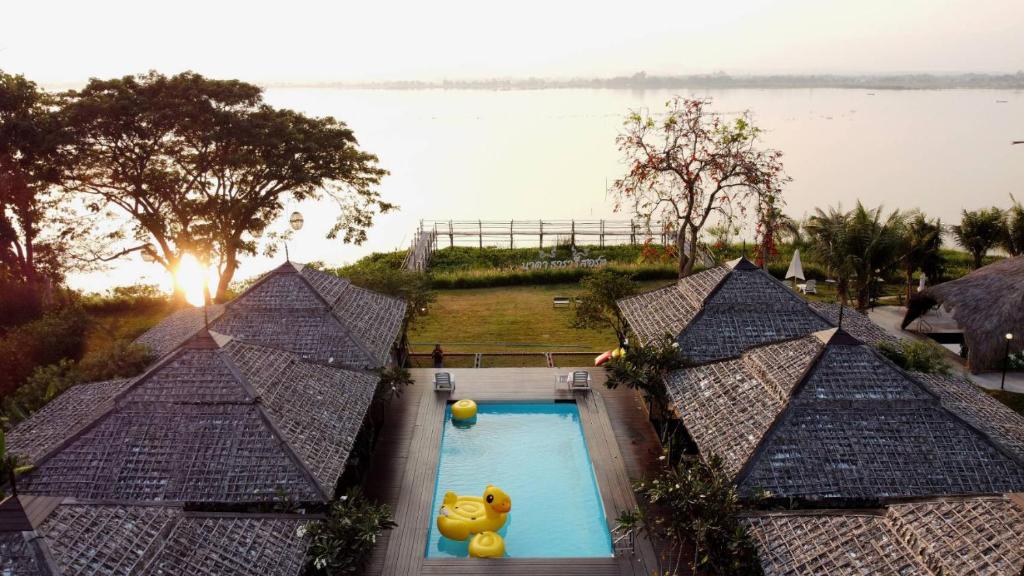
left=426, top=402, right=613, bottom=558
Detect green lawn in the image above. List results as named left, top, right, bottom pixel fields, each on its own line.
left=408, top=281, right=671, bottom=354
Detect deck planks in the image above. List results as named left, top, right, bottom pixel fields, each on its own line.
left=365, top=368, right=664, bottom=576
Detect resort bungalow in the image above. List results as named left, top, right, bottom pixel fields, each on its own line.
left=619, top=257, right=1024, bottom=574
left=0, top=262, right=407, bottom=575
left=904, top=255, right=1024, bottom=373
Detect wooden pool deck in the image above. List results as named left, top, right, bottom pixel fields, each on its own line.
left=364, top=367, right=664, bottom=576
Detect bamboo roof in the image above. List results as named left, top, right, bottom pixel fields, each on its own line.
left=11, top=331, right=377, bottom=504
left=745, top=494, right=1024, bottom=575
left=0, top=496, right=312, bottom=576
left=667, top=329, right=1024, bottom=500
left=135, top=262, right=406, bottom=369
left=617, top=258, right=892, bottom=363
left=903, top=256, right=1024, bottom=371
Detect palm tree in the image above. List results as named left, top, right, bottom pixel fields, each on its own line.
left=899, top=212, right=944, bottom=304
left=954, top=207, right=1007, bottom=269
left=1003, top=195, right=1024, bottom=256
left=805, top=205, right=853, bottom=304
left=805, top=203, right=905, bottom=309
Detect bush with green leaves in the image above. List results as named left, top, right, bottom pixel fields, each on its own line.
left=301, top=488, right=396, bottom=575
left=627, top=453, right=762, bottom=576
left=570, top=270, right=638, bottom=345
left=876, top=339, right=951, bottom=375
left=604, top=336, right=685, bottom=418
left=0, top=306, right=90, bottom=400
left=3, top=339, right=153, bottom=425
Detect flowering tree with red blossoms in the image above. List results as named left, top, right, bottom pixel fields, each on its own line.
left=611, top=97, right=789, bottom=277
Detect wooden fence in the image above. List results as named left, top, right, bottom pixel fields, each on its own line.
left=419, top=219, right=677, bottom=250
left=403, top=228, right=437, bottom=272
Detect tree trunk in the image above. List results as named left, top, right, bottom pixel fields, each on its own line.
left=676, top=226, right=690, bottom=277
left=972, top=250, right=983, bottom=270
left=215, top=251, right=238, bottom=303
left=905, top=266, right=914, bottom=305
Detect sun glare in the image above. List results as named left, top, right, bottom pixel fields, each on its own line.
left=175, top=253, right=211, bottom=308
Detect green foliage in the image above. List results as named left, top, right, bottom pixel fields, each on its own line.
left=954, top=207, right=1007, bottom=269
left=1004, top=195, right=1024, bottom=256
left=0, top=306, right=90, bottom=399
left=876, top=339, right=951, bottom=375
left=898, top=213, right=944, bottom=302
left=570, top=270, right=638, bottom=344
left=604, top=336, right=685, bottom=417
left=302, top=488, right=396, bottom=575
left=328, top=262, right=435, bottom=329
left=430, top=262, right=677, bottom=289
left=3, top=339, right=153, bottom=425
left=428, top=244, right=647, bottom=271
left=81, top=284, right=168, bottom=313
left=633, top=453, right=763, bottom=576
left=0, top=428, right=34, bottom=498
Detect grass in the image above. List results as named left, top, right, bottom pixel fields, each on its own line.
left=985, top=389, right=1024, bottom=416
left=81, top=304, right=174, bottom=363
left=408, top=280, right=671, bottom=354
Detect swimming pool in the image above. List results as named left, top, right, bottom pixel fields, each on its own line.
left=426, top=402, right=613, bottom=558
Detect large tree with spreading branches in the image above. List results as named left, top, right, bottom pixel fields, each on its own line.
left=63, top=71, right=391, bottom=301
left=611, top=97, right=788, bottom=276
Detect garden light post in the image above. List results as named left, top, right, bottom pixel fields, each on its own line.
left=1002, top=332, right=1014, bottom=391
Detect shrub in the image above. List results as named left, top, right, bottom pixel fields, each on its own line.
left=630, top=453, right=763, bottom=576
left=571, top=270, right=638, bottom=345
left=0, top=306, right=90, bottom=400
left=302, top=488, right=396, bottom=575
left=877, top=339, right=951, bottom=375
left=81, top=284, right=168, bottom=314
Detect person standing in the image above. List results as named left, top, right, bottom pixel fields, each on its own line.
left=432, top=343, right=444, bottom=368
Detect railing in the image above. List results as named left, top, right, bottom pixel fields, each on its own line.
left=419, top=219, right=678, bottom=250
left=403, top=225, right=437, bottom=272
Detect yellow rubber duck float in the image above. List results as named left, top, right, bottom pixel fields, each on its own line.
left=436, top=485, right=511, bottom=558
left=451, top=399, right=477, bottom=421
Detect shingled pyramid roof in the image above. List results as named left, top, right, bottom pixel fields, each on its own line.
left=135, top=262, right=406, bottom=369
left=13, top=330, right=377, bottom=504
left=745, top=494, right=1024, bottom=575
left=0, top=496, right=312, bottom=576
left=618, top=258, right=836, bottom=363
left=667, top=328, right=1024, bottom=500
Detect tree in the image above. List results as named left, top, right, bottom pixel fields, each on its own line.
left=603, top=336, right=685, bottom=427
left=570, top=269, right=637, bottom=345
left=611, top=97, right=788, bottom=276
left=954, top=207, right=1007, bottom=269
left=805, top=203, right=905, bottom=309
left=63, top=72, right=391, bottom=301
left=302, top=488, right=396, bottom=575
left=1003, top=195, right=1024, bottom=256
left=899, top=213, right=944, bottom=303
left=0, top=70, right=73, bottom=308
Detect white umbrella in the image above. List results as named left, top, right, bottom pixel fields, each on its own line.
left=785, top=249, right=805, bottom=281
left=918, top=273, right=927, bottom=292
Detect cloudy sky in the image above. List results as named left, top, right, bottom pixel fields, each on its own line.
left=2, top=0, right=1022, bottom=84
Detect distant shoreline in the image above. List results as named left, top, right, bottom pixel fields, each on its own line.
left=265, top=73, right=1024, bottom=91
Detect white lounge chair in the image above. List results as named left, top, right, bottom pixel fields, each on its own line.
left=434, top=372, right=455, bottom=392
left=798, top=279, right=817, bottom=295
left=569, top=370, right=591, bottom=391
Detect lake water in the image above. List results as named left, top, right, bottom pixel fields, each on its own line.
left=71, top=87, right=1024, bottom=291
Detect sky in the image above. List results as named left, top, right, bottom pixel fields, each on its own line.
left=2, top=0, right=1023, bottom=85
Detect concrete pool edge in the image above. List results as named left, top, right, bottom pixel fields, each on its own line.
left=374, top=367, right=660, bottom=576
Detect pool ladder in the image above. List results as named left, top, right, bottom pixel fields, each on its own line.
left=611, top=525, right=635, bottom=555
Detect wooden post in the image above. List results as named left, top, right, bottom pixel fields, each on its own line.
left=448, top=220, right=454, bottom=248
left=510, top=220, right=514, bottom=249
left=478, top=220, right=482, bottom=249
left=571, top=220, right=576, bottom=248
left=539, top=220, right=544, bottom=248
left=631, top=221, right=636, bottom=245
left=600, top=220, right=605, bottom=247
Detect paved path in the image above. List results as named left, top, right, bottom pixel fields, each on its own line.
left=868, top=306, right=1024, bottom=394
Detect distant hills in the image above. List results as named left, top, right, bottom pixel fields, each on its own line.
left=277, top=72, right=1024, bottom=91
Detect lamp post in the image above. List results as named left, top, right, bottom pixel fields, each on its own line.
left=1002, top=333, right=1014, bottom=391
left=284, top=211, right=304, bottom=261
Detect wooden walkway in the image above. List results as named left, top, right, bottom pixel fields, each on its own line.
left=364, top=368, right=664, bottom=576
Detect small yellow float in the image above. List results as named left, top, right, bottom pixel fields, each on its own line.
left=451, top=399, right=478, bottom=421
left=436, top=485, right=511, bottom=558
left=468, top=531, right=505, bottom=558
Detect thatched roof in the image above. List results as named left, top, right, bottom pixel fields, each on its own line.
left=0, top=496, right=312, bottom=575
left=666, top=328, right=1024, bottom=500
left=619, top=258, right=839, bottom=363
left=745, top=494, right=1024, bottom=575
left=11, top=330, right=377, bottom=504
left=135, top=262, right=406, bottom=369
left=903, top=256, right=1024, bottom=371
